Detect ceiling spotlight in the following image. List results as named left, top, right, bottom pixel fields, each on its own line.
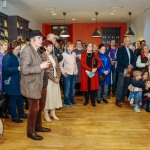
left=110, top=12, right=115, bottom=15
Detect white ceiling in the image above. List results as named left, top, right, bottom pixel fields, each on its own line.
left=6, top=0, right=150, bottom=24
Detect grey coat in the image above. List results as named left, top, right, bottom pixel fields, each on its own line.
left=20, top=44, right=44, bottom=99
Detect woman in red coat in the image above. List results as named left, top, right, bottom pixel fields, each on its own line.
left=80, top=42, right=102, bottom=106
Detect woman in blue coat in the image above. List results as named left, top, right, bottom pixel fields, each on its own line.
left=97, top=44, right=111, bottom=103
left=2, top=40, right=26, bottom=123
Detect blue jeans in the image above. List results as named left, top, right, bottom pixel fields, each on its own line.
left=7, top=95, right=25, bottom=120
left=63, top=75, right=76, bottom=104
left=134, top=92, right=142, bottom=105
left=111, top=65, right=117, bottom=92
left=129, top=91, right=138, bottom=99
left=97, top=84, right=108, bottom=100
left=116, top=72, right=130, bottom=103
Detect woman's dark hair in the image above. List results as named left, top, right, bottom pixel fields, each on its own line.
left=8, top=40, right=21, bottom=53
left=98, top=43, right=105, bottom=49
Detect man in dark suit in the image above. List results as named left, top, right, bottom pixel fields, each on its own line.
left=116, top=37, right=135, bottom=108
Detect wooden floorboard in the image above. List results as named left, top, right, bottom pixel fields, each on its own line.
left=0, top=96, right=150, bottom=150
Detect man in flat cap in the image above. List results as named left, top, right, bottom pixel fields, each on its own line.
left=20, top=30, right=51, bottom=140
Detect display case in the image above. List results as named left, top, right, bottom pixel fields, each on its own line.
left=8, top=16, right=29, bottom=42
left=0, top=12, right=8, bottom=40
left=102, top=27, right=121, bottom=45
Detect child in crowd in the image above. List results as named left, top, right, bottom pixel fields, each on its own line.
left=142, top=77, right=150, bottom=112
left=128, top=70, right=144, bottom=112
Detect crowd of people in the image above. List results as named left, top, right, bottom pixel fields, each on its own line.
left=0, top=30, right=150, bottom=140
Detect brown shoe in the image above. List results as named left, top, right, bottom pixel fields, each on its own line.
left=116, top=102, right=123, bottom=108
left=35, top=127, right=51, bottom=132
left=27, top=133, right=43, bottom=140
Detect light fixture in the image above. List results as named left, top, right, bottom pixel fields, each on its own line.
left=60, top=12, right=70, bottom=38
left=2, top=0, right=7, bottom=8
left=92, top=12, right=102, bottom=37
left=110, top=12, right=115, bottom=15
left=125, top=12, right=135, bottom=36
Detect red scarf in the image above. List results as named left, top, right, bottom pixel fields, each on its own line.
left=141, top=51, right=147, bottom=58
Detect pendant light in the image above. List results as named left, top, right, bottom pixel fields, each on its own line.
left=60, top=12, right=70, bottom=38
left=125, top=12, right=135, bottom=36
left=92, top=12, right=102, bottom=37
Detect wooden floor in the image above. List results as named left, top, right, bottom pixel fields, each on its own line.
left=0, top=95, right=150, bottom=150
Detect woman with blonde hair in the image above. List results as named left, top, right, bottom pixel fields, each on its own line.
left=0, top=40, right=8, bottom=91
left=80, top=42, right=102, bottom=106
left=59, top=42, right=78, bottom=106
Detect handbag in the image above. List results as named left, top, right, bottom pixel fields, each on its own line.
left=0, top=93, right=5, bottom=109
left=99, top=61, right=107, bottom=82
left=99, top=74, right=106, bottom=82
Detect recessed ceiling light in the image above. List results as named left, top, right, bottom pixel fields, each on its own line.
left=110, top=12, right=115, bottom=15
left=72, top=19, right=76, bottom=20
left=92, top=18, right=95, bottom=20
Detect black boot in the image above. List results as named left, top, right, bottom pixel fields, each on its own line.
left=90, top=90, right=96, bottom=107
left=0, top=106, right=9, bottom=118
left=84, top=99, right=89, bottom=105
left=97, top=99, right=101, bottom=104
left=103, top=98, right=108, bottom=103
left=84, top=92, right=89, bottom=105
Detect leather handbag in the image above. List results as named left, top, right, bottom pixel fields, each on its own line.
left=99, top=74, right=106, bottom=82
left=99, top=61, right=107, bottom=82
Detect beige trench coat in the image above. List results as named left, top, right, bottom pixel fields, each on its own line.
left=20, top=44, right=44, bottom=99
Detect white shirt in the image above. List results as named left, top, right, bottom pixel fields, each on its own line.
left=125, top=46, right=131, bottom=65
left=136, top=53, right=150, bottom=74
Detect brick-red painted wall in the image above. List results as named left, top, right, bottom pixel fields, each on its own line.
left=42, top=24, right=52, bottom=37
left=42, top=23, right=127, bottom=47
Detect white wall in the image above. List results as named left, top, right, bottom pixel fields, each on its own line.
left=132, top=8, right=150, bottom=46
left=144, top=13, right=150, bottom=47
left=0, top=1, right=41, bottom=30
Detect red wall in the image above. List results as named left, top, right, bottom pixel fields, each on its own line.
left=72, top=23, right=127, bottom=47
left=42, top=24, right=52, bottom=37
left=42, top=23, right=127, bottom=47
